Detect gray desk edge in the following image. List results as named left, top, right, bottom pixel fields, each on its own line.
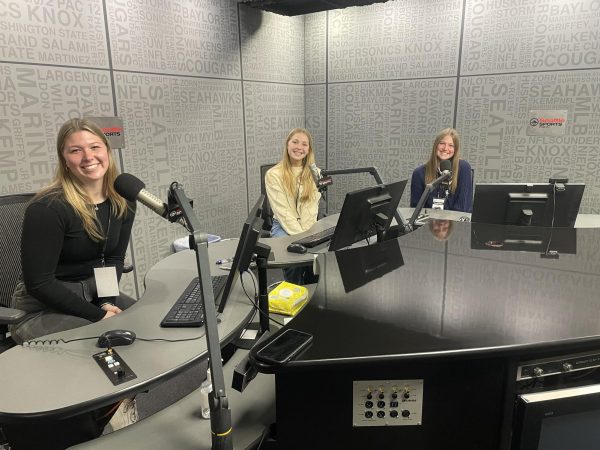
left=69, top=348, right=275, bottom=450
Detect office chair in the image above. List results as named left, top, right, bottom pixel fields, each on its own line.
left=260, top=163, right=276, bottom=236
left=0, top=193, right=135, bottom=351
left=0, top=193, right=34, bottom=350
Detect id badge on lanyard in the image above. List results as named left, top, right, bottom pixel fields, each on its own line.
left=432, top=197, right=445, bottom=210
left=93, top=211, right=120, bottom=297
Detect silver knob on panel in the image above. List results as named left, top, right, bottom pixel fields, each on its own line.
left=562, top=363, right=573, bottom=372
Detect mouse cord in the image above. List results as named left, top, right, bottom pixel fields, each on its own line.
left=240, top=269, right=285, bottom=328
left=22, top=336, right=99, bottom=346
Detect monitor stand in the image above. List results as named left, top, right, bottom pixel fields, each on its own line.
left=235, top=242, right=272, bottom=350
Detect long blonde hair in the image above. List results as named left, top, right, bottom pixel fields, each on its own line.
left=277, top=128, right=318, bottom=203
left=425, top=128, right=460, bottom=194
left=34, top=118, right=129, bottom=241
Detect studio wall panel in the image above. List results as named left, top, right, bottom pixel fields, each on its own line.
left=244, top=82, right=305, bottom=201
left=106, top=0, right=240, bottom=78
left=462, top=0, right=600, bottom=75
left=115, top=73, right=246, bottom=293
left=0, top=64, right=114, bottom=194
left=239, top=5, right=304, bottom=83
left=0, top=0, right=109, bottom=68
left=327, top=78, right=456, bottom=211
left=328, top=0, right=462, bottom=82
left=456, top=71, right=600, bottom=213
left=305, top=84, right=327, bottom=162
left=305, top=12, right=327, bottom=84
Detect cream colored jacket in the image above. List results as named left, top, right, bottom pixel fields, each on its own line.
left=265, top=164, right=321, bottom=235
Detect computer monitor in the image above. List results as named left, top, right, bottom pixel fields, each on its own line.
left=472, top=182, right=584, bottom=228
left=217, top=195, right=265, bottom=314
left=335, top=237, right=404, bottom=293
left=329, top=179, right=407, bottom=251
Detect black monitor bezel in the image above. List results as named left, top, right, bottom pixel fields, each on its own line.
left=472, top=183, right=584, bottom=228
left=512, top=385, right=600, bottom=450
left=217, top=195, right=265, bottom=314
left=329, top=179, right=407, bottom=251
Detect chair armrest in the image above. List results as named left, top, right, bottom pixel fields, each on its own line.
left=0, top=306, right=26, bottom=325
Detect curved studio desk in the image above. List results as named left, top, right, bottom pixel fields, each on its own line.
left=10, top=210, right=600, bottom=449
left=0, top=240, right=253, bottom=425
left=250, top=216, right=600, bottom=450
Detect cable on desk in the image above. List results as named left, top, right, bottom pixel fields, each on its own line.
left=23, top=336, right=99, bottom=346
left=22, top=334, right=207, bottom=347
left=240, top=269, right=285, bottom=328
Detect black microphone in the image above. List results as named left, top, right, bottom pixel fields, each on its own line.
left=440, top=160, right=452, bottom=188
left=114, top=173, right=169, bottom=219
left=440, top=159, right=452, bottom=176
left=309, top=163, right=333, bottom=192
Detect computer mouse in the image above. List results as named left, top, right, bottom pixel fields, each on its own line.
left=97, top=329, right=136, bottom=348
left=287, top=243, right=307, bottom=254
left=459, top=216, right=471, bottom=222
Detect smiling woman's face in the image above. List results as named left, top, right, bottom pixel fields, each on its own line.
left=62, top=130, right=109, bottom=188
left=287, top=132, right=310, bottom=167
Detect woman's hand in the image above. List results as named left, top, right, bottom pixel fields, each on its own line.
left=101, top=303, right=123, bottom=319
left=102, top=310, right=117, bottom=320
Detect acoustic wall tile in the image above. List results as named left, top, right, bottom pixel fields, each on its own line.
left=244, top=81, right=305, bottom=202
left=328, top=0, right=462, bottom=82
left=305, top=12, right=327, bottom=84
left=106, top=0, right=240, bottom=78
left=305, top=84, right=327, bottom=164
left=462, top=0, right=600, bottom=75
left=239, top=5, right=304, bottom=84
left=456, top=71, right=600, bottom=213
left=327, top=79, right=456, bottom=211
left=114, top=72, right=245, bottom=293
left=0, top=63, right=114, bottom=194
left=0, top=0, right=108, bottom=68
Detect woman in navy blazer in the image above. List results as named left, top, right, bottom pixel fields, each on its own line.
left=410, top=128, right=473, bottom=213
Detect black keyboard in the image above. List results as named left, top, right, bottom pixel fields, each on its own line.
left=292, top=226, right=336, bottom=248
left=160, top=275, right=228, bottom=327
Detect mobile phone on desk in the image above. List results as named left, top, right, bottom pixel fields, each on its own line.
left=255, top=328, right=313, bottom=365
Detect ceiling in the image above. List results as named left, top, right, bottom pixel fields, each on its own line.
left=240, top=0, right=391, bottom=16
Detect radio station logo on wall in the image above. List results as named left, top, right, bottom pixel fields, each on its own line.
left=527, top=110, right=567, bottom=136
left=86, top=117, right=125, bottom=148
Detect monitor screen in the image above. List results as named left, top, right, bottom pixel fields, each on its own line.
left=472, top=182, right=584, bottom=228
left=217, top=195, right=265, bottom=314
left=512, top=384, right=600, bottom=450
left=329, top=179, right=407, bottom=251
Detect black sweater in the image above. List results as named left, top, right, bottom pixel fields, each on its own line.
left=21, top=193, right=135, bottom=322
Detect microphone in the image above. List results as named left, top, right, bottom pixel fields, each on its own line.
left=114, top=173, right=169, bottom=219
left=440, top=159, right=452, bottom=176
left=309, top=163, right=333, bottom=192
left=440, top=160, right=452, bottom=188
left=309, top=163, right=321, bottom=186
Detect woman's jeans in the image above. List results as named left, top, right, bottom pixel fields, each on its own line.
left=271, top=220, right=318, bottom=285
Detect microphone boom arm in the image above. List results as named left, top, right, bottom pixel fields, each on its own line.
left=169, top=183, right=233, bottom=450
left=406, top=172, right=451, bottom=232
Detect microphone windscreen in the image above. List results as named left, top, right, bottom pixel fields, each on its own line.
left=440, top=160, right=452, bottom=173
left=114, top=173, right=145, bottom=201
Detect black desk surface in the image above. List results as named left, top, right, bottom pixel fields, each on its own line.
left=279, top=221, right=600, bottom=365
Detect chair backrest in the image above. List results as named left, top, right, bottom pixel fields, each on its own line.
left=0, top=193, right=34, bottom=310
left=260, top=164, right=276, bottom=232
